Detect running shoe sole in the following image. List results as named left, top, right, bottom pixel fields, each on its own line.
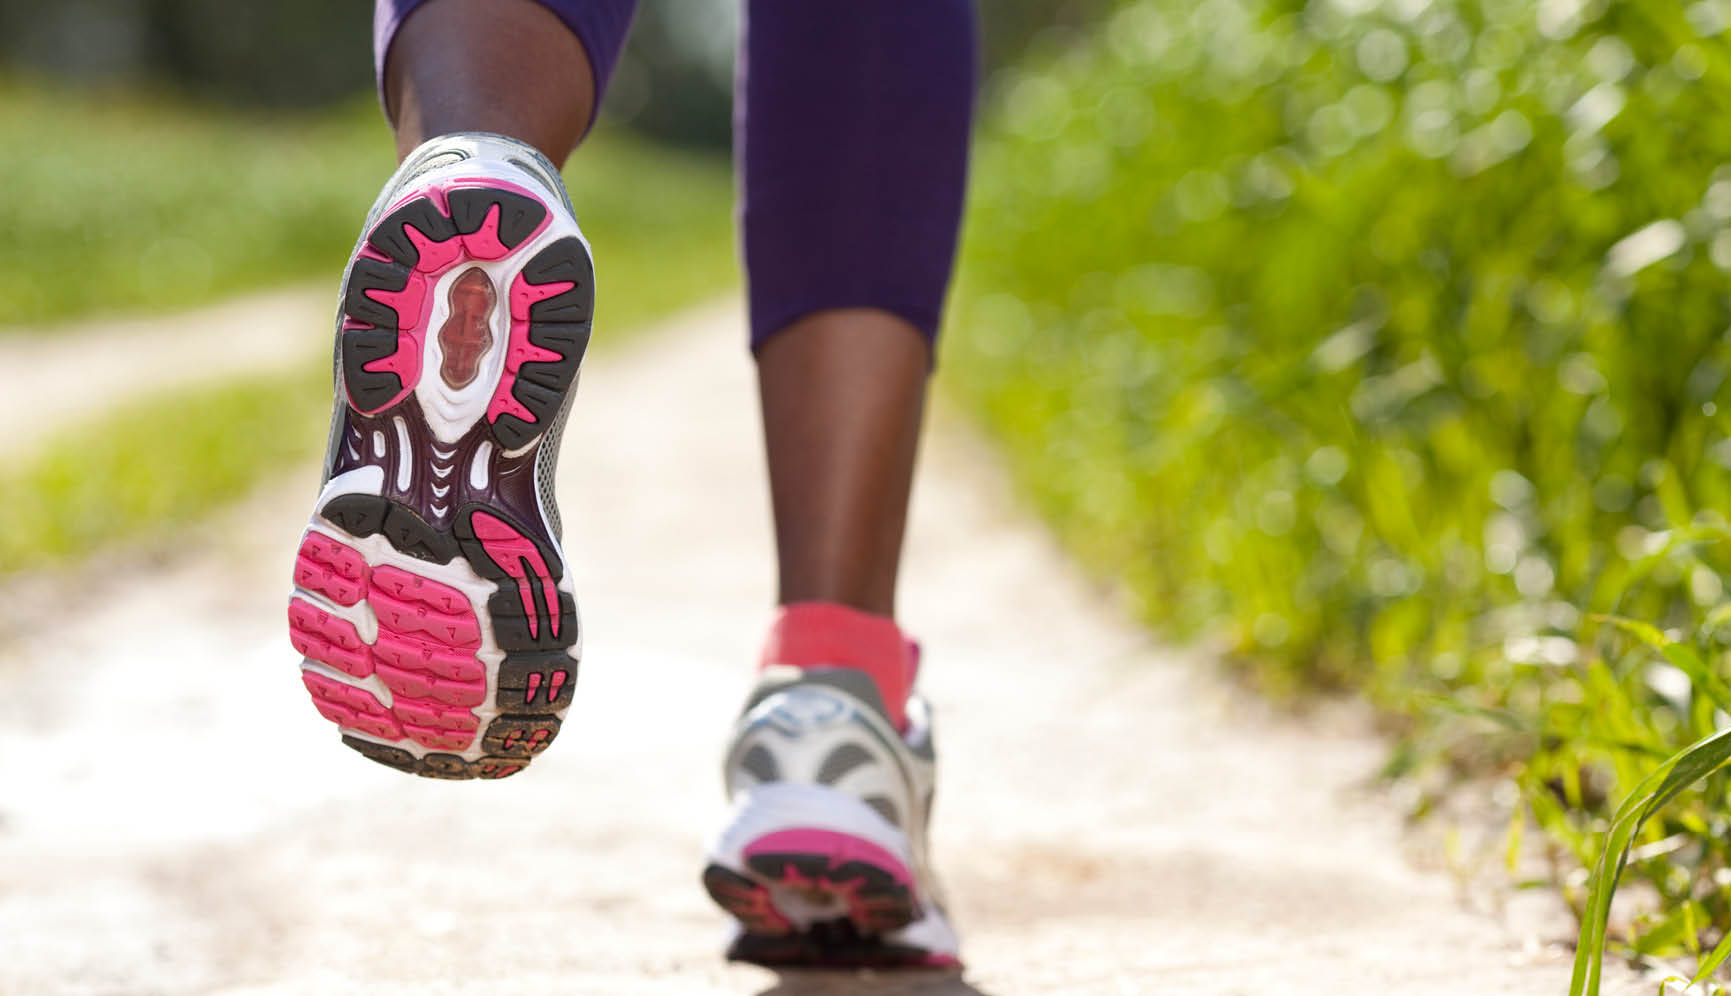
left=703, top=784, right=960, bottom=968
left=289, top=174, right=591, bottom=780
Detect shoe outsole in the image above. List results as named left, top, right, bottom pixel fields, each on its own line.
left=288, top=175, right=591, bottom=780
left=703, top=829, right=957, bottom=969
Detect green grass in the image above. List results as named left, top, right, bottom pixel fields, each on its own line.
left=944, top=0, right=1731, bottom=981
left=0, top=82, right=735, bottom=332
left=0, top=367, right=329, bottom=574
left=0, top=85, right=737, bottom=574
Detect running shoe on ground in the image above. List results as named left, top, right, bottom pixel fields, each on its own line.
left=287, top=132, right=593, bottom=779
left=704, top=603, right=961, bottom=968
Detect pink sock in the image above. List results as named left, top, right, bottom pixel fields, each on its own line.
left=759, top=601, right=915, bottom=732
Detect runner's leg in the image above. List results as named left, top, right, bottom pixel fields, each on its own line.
left=376, top=0, right=637, bottom=164
left=740, top=0, right=978, bottom=621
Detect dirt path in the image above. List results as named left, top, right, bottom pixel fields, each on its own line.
left=0, top=301, right=1645, bottom=995
left=4, top=285, right=329, bottom=456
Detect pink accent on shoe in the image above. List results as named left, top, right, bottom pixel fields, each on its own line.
left=759, top=602, right=916, bottom=732
left=485, top=273, right=574, bottom=428
left=406, top=221, right=463, bottom=274
left=524, top=671, right=542, bottom=704
left=447, top=178, right=553, bottom=258
left=743, top=829, right=914, bottom=887
left=403, top=724, right=474, bottom=751
left=371, top=632, right=484, bottom=682
left=287, top=599, right=372, bottom=678
left=351, top=177, right=560, bottom=419
left=458, top=203, right=512, bottom=260
left=367, top=590, right=482, bottom=647
left=375, top=662, right=486, bottom=707
left=293, top=534, right=368, bottom=607
left=351, top=305, right=426, bottom=414
left=301, top=671, right=402, bottom=740
left=709, top=875, right=794, bottom=936
left=370, top=565, right=471, bottom=615
left=508, top=271, right=575, bottom=321
left=392, top=699, right=480, bottom=732
left=469, top=510, right=561, bottom=639
left=293, top=554, right=488, bottom=752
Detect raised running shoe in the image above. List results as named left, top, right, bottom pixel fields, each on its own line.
left=703, top=613, right=961, bottom=968
left=287, top=132, right=592, bottom=779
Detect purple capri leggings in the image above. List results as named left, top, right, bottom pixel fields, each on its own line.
left=374, top=0, right=978, bottom=351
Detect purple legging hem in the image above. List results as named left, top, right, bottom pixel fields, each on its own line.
left=373, top=0, right=634, bottom=133
left=373, top=0, right=975, bottom=353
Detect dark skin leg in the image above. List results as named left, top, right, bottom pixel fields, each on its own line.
left=383, top=2, right=930, bottom=620
left=757, top=311, right=931, bottom=618
left=383, top=0, right=594, bottom=166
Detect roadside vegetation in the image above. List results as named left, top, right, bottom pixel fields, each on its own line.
left=0, top=83, right=735, bottom=332
left=0, top=85, right=735, bottom=574
left=944, top=0, right=1731, bottom=985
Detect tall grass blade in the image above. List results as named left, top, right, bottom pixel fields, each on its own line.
left=1570, top=728, right=1731, bottom=996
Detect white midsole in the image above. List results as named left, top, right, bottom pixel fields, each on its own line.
left=707, top=781, right=915, bottom=875
left=707, top=780, right=961, bottom=956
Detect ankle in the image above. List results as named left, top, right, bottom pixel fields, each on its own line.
left=758, top=601, right=916, bottom=731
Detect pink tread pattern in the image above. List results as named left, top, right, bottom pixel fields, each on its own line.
left=486, top=273, right=575, bottom=428
left=290, top=533, right=489, bottom=752
left=708, top=874, right=794, bottom=936
left=743, top=829, right=914, bottom=887
left=469, top=510, right=561, bottom=640
left=345, top=180, right=553, bottom=414
left=737, top=828, right=919, bottom=939
left=293, top=533, right=369, bottom=606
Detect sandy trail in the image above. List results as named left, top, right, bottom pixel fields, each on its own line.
left=0, top=301, right=1644, bottom=994
left=3, top=286, right=329, bottom=456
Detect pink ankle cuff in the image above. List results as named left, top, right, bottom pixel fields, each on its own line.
left=759, top=602, right=914, bottom=731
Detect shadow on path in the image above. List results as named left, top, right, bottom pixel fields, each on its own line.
left=755, top=969, right=996, bottom=996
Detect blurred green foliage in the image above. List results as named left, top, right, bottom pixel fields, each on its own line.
left=0, top=0, right=372, bottom=106
left=0, top=365, right=330, bottom=574
left=0, top=86, right=737, bottom=573
left=0, top=84, right=735, bottom=331
left=947, top=0, right=1731, bottom=968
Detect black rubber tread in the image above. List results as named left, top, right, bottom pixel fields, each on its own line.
left=703, top=865, right=792, bottom=936
left=339, top=251, right=417, bottom=413
left=489, top=236, right=593, bottom=451
left=486, top=584, right=578, bottom=653
left=490, top=416, right=537, bottom=453
left=340, top=328, right=408, bottom=414
left=317, top=498, right=580, bottom=773
left=496, top=653, right=579, bottom=711
left=479, top=714, right=562, bottom=758
left=341, top=734, right=419, bottom=773
left=339, top=735, right=530, bottom=780
left=312, top=180, right=590, bottom=781
left=343, top=257, right=410, bottom=331
left=446, top=187, right=548, bottom=248
left=378, top=503, right=462, bottom=564
left=452, top=505, right=578, bottom=653
left=366, top=196, right=457, bottom=268
left=318, top=495, right=461, bottom=565
left=417, top=753, right=473, bottom=779
left=744, top=852, right=917, bottom=935
left=724, top=931, right=948, bottom=970
left=319, top=493, right=389, bottom=537
left=707, top=877, right=947, bottom=970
